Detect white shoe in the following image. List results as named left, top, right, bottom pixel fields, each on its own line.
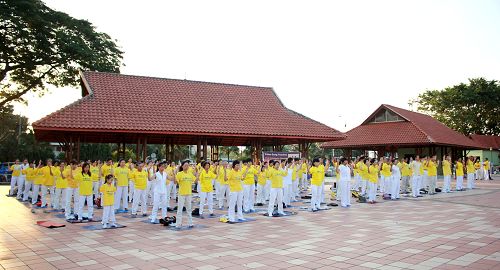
left=102, top=224, right=107, bottom=229
left=111, top=223, right=117, bottom=228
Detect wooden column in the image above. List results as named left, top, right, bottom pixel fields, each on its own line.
left=136, top=137, right=141, bottom=161
left=142, top=137, right=147, bottom=161
left=196, top=139, right=201, bottom=162
left=76, top=136, right=81, bottom=161
left=203, top=138, right=208, bottom=160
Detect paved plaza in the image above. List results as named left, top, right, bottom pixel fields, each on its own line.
left=1, top=178, right=500, bottom=270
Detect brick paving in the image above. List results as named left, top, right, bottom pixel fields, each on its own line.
left=1, top=177, right=500, bottom=270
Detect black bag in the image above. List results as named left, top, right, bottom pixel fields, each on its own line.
left=435, top=188, right=442, bottom=192
left=192, top=208, right=200, bottom=216
left=358, top=196, right=367, bottom=203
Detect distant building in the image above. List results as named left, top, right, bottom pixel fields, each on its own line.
left=469, top=134, right=500, bottom=170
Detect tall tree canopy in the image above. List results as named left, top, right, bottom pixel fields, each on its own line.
left=0, top=0, right=123, bottom=107
left=412, top=78, right=500, bottom=136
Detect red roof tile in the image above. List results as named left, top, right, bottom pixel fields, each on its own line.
left=33, top=71, right=344, bottom=144
left=470, top=134, right=500, bottom=150
left=323, top=104, right=482, bottom=149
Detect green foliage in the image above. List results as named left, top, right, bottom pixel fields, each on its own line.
left=412, top=78, right=500, bottom=135
left=219, top=146, right=240, bottom=160
left=0, top=0, right=123, bottom=107
left=0, top=105, right=53, bottom=161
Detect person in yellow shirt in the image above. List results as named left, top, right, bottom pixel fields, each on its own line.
left=318, top=158, right=329, bottom=204
left=23, top=162, right=36, bottom=202
left=31, top=160, right=44, bottom=205
left=128, top=162, right=136, bottom=204
left=255, top=163, right=268, bottom=206
left=175, top=160, right=197, bottom=228
left=63, top=161, right=79, bottom=219
left=380, top=158, right=391, bottom=195
left=197, top=161, right=219, bottom=217
left=399, top=158, right=410, bottom=194
left=455, top=157, right=464, bottom=190
left=224, top=160, right=251, bottom=222
left=217, top=161, right=229, bottom=209
left=75, top=163, right=94, bottom=221
left=474, top=157, right=484, bottom=181
left=410, top=156, right=423, bottom=198
left=53, top=162, right=67, bottom=210
left=484, top=158, right=491, bottom=180
left=266, top=160, right=288, bottom=216
left=100, top=175, right=117, bottom=228
left=90, top=161, right=101, bottom=201
left=101, top=159, right=113, bottom=182
left=166, top=161, right=178, bottom=209
left=292, top=158, right=300, bottom=201
left=114, top=159, right=130, bottom=211
left=466, top=156, right=475, bottom=189
left=367, top=159, right=379, bottom=204
left=425, top=155, right=438, bottom=195
left=441, top=155, right=452, bottom=193
left=358, top=157, right=368, bottom=196
left=309, top=158, right=325, bottom=212
left=241, top=159, right=257, bottom=213
left=38, top=159, right=55, bottom=208
left=352, top=156, right=361, bottom=192
left=9, top=159, right=22, bottom=196
left=131, top=161, right=149, bottom=217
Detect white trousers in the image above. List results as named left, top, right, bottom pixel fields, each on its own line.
left=128, top=180, right=135, bottom=202
left=10, top=176, right=19, bottom=196
left=411, top=176, right=420, bottom=197
left=391, top=175, right=400, bottom=199
left=214, top=181, right=220, bottom=200
left=310, top=185, right=322, bottom=210
left=484, top=169, right=490, bottom=180
left=265, top=180, right=271, bottom=200
left=401, top=176, right=410, bottom=193
left=199, top=191, right=214, bottom=215
left=443, top=175, right=451, bottom=192
left=300, top=173, right=308, bottom=189
left=54, top=188, right=67, bottom=210
left=23, top=180, right=32, bottom=201
left=16, top=177, right=25, bottom=199
left=31, top=184, right=40, bottom=204
left=145, top=180, right=154, bottom=206
left=360, top=179, right=367, bottom=195
left=65, top=188, right=79, bottom=218
left=102, top=205, right=116, bottom=224
left=467, top=173, right=475, bottom=189
left=40, top=185, right=49, bottom=206
left=93, top=181, right=100, bottom=198
left=456, top=175, right=464, bottom=190
left=166, top=181, right=176, bottom=208
left=353, top=174, right=361, bottom=191
left=336, top=180, right=341, bottom=201
left=114, top=186, right=128, bottom=210
left=218, top=184, right=229, bottom=208
left=293, top=180, right=299, bottom=198
left=379, top=176, right=386, bottom=193
left=368, top=181, right=377, bottom=202
left=228, top=191, right=244, bottom=222
left=243, top=184, right=255, bottom=211
left=283, top=183, right=292, bottom=205
left=78, top=195, right=93, bottom=219
left=151, top=193, right=168, bottom=221
left=256, top=184, right=265, bottom=204
left=339, top=178, right=351, bottom=207
left=131, top=189, right=147, bottom=215
left=268, top=188, right=284, bottom=216
left=176, top=195, right=193, bottom=227
left=320, top=181, right=325, bottom=203
left=428, top=175, right=437, bottom=194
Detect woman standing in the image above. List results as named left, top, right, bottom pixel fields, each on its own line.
left=442, top=155, right=452, bottom=193
left=466, top=156, right=475, bottom=189
left=456, top=158, right=465, bottom=191
left=337, top=158, right=351, bottom=207
left=114, top=159, right=130, bottom=212
left=367, top=159, right=379, bottom=204
left=53, top=162, right=67, bottom=210
left=75, top=163, right=94, bottom=221
left=198, top=161, right=218, bottom=218
left=391, top=159, right=401, bottom=200
left=175, top=161, right=197, bottom=228
left=225, top=160, right=249, bottom=222
left=151, top=162, right=169, bottom=223
left=308, top=158, right=325, bottom=211
left=267, top=160, right=288, bottom=215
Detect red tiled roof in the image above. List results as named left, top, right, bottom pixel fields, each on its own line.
left=33, top=71, right=344, bottom=145
left=323, top=104, right=483, bottom=149
left=470, top=134, right=500, bottom=150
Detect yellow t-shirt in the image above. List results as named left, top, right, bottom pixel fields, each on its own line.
left=10, top=164, right=22, bottom=177
left=34, top=168, right=44, bottom=185
left=359, top=163, right=369, bottom=180
left=400, top=162, right=410, bottom=177
left=114, top=167, right=130, bottom=187
left=64, top=168, right=78, bottom=189
left=269, top=167, right=287, bottom=188
left=442, top=160, right=451, bottom=176
left=227, top=169, right=244, bottom=192
left=456, top=162, right=464, bottom=176
left=257, top=170, right=266, bottom=186
left=217, top=167, right=226, bottom=184
left=298, top=163, right=306, bottom=175
left=176, top=171, right=195, bottom=196
left=381, top=163, right=391, bottom=177
left=427, top=161, right=437, bottom=176
left=318, top=164, right=325, bottom=180
left=90, top=166, right=100, bottom=182
left=75, top=173, right=93, bottom=196
left=101, top=164, right=113, bottom=178
left=242, top=166, right=257, bottom=185
left=99, top=184, right=116, bottom=206
left=466, top=160, right=475, bottom=173
left=41, top=166, right=54, bottom=186
left=54, top=167, right=67, bottom=189
left=369, top=165, right=379, bottom=183
left=309, top=166, right=323, bottom=186
left=199, top=170, right=216, bottom=193
left=25, top=167, right=36, bottom=182
left=484, top=161, right=490, bottom=170
left=474, top=162, right=480, bottom=170
left=133, top=169, right=148, bottom=190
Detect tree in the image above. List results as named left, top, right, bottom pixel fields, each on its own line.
left=0, top=0, right=123, bottom=107
left=411, top=78, right=500, bottom=135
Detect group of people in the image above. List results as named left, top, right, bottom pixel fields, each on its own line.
left=6, top=154, right=493, bottom=228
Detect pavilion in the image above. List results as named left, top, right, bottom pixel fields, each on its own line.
left=322, top=104, right=484, bottom=163
left=32, top=71, right=344, bottom=162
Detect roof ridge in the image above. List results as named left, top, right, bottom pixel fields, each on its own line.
left=83, top=71, right=273, bottom=90
left=382, top=104, right=437, bottom=142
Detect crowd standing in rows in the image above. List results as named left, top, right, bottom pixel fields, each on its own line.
left=6, top=154, right=493, bottom=228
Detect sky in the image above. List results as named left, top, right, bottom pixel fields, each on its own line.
left=13, top=0, right=500, bottom=132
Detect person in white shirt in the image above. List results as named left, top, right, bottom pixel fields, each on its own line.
left=150, top=162, right=169, bottom=223
left=391, top=159, right=401, bottom=200
left=411, top=156, right=422, bottom=198
left=337, top=158, right=352, bottom=208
